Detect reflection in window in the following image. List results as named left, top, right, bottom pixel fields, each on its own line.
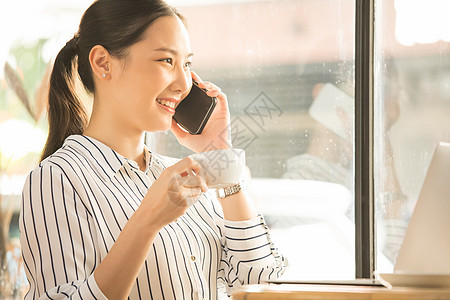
left=375, top=0, right=450, bottom=273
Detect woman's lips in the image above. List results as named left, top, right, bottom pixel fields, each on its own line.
left=156, top=98, right=180, bottom=114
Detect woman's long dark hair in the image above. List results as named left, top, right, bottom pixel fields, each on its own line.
left=41, top=0, right=183, bottom=161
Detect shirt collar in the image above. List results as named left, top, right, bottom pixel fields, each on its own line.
left=63, top=135, right=153, bottom=182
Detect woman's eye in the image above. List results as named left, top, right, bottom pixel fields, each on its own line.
left=184, top=61, right=192, bottom=68
left=159, top=58, right=173, bottom=65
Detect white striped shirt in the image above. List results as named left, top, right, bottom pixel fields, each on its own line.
left=19, top=135, right=287, bottom=300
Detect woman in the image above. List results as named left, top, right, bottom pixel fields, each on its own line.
left=19, top=0, right=287, bottom=299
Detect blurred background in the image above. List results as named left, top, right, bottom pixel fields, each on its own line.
left=0, top=0, right=449, bottom=294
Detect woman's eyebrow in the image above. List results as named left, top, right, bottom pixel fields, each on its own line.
left=153, top=47, right=194, bottom=58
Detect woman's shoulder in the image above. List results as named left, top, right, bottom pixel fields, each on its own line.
left=29, top=143, right=87, bottom=181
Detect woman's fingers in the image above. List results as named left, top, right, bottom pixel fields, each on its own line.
left=180, top=169, right=207, bottom=193
left=191, top=71, right=203, bottom=83
left=196, top=81, right=221, bottom=96
left=167, top=185, right=203, bottom=207
left=167, top=177, right=205, bottom=207
left=167, top=157, right=201, bottom=175
left=191, top=71, right=224, bottom=99
left=205, top=87, right=222, bottom=98
left=189, top=71, right=229, bottom=109
left=197, top=81, right=228, bottom=110
left=183, top=187, right=203, bottom=207
left=143, top=157, right=208, bottom=227
left=164, top=157, right=208, bottom=207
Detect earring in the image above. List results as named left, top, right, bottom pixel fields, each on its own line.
left=102, top=73, right=106, bottom=78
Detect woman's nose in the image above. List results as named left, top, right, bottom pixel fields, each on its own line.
left=172, top=67, right=192, bottom=94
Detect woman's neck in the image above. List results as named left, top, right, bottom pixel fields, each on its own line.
left=84, top=107, right=147, bottom=172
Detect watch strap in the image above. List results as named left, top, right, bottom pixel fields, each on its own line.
left=216, top=182, right=242, bottom=199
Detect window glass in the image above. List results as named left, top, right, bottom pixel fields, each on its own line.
left=374, top=0, right=450, bottom=272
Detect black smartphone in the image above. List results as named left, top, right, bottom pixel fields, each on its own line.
left=173, top=80, right=217, bottom=135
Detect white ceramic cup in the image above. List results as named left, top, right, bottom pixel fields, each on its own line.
left=189, top=149, right=245, bottom=188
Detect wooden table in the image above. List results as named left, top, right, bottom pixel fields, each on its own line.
left=232, top=283, right=450, bottom=299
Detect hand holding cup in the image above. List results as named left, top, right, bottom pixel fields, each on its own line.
left=189, top=149, right=245, bottom=188
left=141, top=157, right=207, bottom=227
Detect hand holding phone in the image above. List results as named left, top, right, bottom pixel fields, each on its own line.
left=308, top=83, right=354, bottom=139
left=173, top=80, right=217, bottom=135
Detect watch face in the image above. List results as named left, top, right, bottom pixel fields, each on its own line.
left=216, top=189, right=225, bottom=199
left=216, top=183, right=241, bottom=199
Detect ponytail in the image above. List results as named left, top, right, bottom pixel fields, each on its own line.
left=40, top=36, right=88, bottom=161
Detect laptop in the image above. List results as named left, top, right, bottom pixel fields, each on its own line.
left=375, top=142, right=450, bottom=288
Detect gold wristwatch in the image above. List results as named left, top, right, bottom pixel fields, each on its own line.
left=216, top=182, right=242, bottom=199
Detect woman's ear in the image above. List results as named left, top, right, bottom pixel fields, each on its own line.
left=89, top=45, right=111, bottom=80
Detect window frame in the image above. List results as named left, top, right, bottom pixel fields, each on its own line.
left=354, top=0, right=375, bottom=279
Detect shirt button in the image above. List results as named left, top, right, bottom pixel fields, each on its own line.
left=191, top=255, right=196, bottom=262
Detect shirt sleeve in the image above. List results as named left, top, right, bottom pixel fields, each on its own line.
left=19, top=163, right=108, bottom=300
left=212, top=199, right=288, bottom=296
left=379, top=218, right=409, bottom=264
